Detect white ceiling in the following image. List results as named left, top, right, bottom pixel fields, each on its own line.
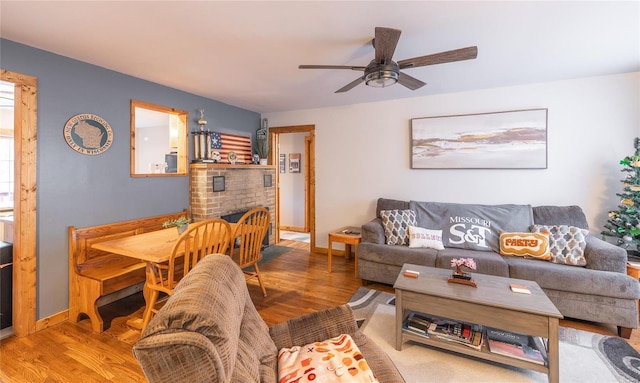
left=1, top=1, right=639, bottom=113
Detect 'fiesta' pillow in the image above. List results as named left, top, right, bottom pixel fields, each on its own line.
left=530, top=225, right=589, bottom=266
left=278, top=334, right=378, bottom=383
left=408, top=226, right=445, bottom=250
left=380, top=209, right=417, bottom=246
left=499, top=232, right=550, bottom=260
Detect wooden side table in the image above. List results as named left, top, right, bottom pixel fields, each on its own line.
left=327, top=226, right=361, bottom=276
left=627, top=261, right=640, bottom=280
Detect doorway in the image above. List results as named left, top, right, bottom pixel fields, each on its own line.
left=270, top=125, right=316, bottom=251
left=0, top=69, right=38, bottom=337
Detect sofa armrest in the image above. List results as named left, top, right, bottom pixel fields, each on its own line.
left=269, top=305, right=359, bottom=350
left=362, top=218, right=385, bottom=244
left=585, top=236, right=627, bottom=273
left=133, top=331, right=224, bottom=383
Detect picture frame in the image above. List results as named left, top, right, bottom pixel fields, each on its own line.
left=410, top=109, right=548, bottom=169
left=279, top=153, right=286, bottom=173
left=212, top=176, right=225, bottom=192
left=264, top=174, right=273, bottom=187
left=289, top=153, right=301, bottom=173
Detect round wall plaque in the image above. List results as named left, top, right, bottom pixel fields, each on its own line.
left=64, top=113, right=113, bottom=155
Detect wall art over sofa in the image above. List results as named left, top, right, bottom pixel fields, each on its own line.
left=411, top=109, right=548, bottom=169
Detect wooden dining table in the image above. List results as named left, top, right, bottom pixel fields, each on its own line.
left=91, top=224, right=236, bottom=329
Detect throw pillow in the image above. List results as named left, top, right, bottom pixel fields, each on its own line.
left=499, top=232, right=550, bottom=260
left=408, top=226, right=445, bottom=250
left=380, top=209, right=417, bottom=246
left=278, top=334, right=378, bottom=383
left=530, top=225, right=589, bottom=266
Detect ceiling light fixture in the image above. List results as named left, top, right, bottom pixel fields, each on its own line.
left=364, top=62, right=400, bottom=88
left=365, top=70, right=398, bottom=87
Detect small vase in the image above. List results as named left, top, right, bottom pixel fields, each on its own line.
left=177, top=224, right=188, bottom=235
left=259, top=158, right=268, bottom=165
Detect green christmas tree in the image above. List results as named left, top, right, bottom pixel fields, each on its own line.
left=602, top=137, right=640, bottom=250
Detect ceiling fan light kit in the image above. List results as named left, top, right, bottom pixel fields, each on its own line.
left=365, top=68, right=398, bottom=88
left=299, top=27, right=478, bottom=93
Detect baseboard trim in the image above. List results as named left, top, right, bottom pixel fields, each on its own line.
left=35, top=310, right=68, bottom=331
left=280, top=225, right=306, bottom=233
left=0, top=326, right=13, bottom=340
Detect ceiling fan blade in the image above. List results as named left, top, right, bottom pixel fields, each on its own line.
left=299, top=65, right=366, bottom=71
left=398, top=46, right=478, bottom=69
left=398, top=72, right=426, bottom=90
left=335, top=76, right=365, bottom=93
left=374, top=27, right=401, bottom=64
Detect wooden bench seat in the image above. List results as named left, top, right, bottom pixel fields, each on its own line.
left=69, top=210, right=188, bottom=332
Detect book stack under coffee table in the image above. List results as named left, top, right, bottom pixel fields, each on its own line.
left=394, top=264, right=563, bottom=383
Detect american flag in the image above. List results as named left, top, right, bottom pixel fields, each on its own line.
left=210, top=131, right=252, bottom=164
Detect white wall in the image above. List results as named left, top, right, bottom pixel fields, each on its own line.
left=265, top=72, right=640, bottom=248
left=279, top=132, right=307, bottom=228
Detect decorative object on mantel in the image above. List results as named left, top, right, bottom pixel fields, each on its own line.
left=253, top=118, right=270, bottom=165
left=64, top=113, right=113, bottom=155
left=602, top=137, right=640, bottom=252
left=448, top=257, right=477, bottom=287
left=162, top=216, right=190, bottom=235
left=192, top=109, right=214, bottom=163
left=212, top=131, right=252, bottom=164
left=228, top=151, right=237, bottom=164
left=411, top=109, right=547, bottom=169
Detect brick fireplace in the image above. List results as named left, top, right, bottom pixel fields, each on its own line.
left=190, top=163, right=276, bottom=245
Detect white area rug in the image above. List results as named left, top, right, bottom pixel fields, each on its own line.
left=279, top=230, right=310, bottom=243
left=362, top=304, right=637, bottom=383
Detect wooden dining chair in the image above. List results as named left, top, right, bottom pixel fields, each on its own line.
left=141, top=218, right=233, bottom=330
left=231, top=207, right=270, bottom=297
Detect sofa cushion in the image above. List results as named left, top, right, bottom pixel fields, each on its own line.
left=531, top=225, right=588, bottom=266
left=533, top=205, right=589, bottom=229
left=278, top=334, right=378, bottom=383
left=505, top=256, right=640, bottom=299
left=380, top=209, right=416, bottom=245
left=357, top=243, right=438, bottom=268
left=499, top=232, right=550, bottom=260
left=376, top=198, right=410, bottom=218
left=408, top=226, right=444, bottom=250
left=410, top=201, right=534, bottom=252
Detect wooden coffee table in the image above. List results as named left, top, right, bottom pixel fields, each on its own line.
left=394, top=264, right=562, bottom=383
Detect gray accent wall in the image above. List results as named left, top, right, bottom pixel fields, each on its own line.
left=0, top=39, right=260, bottom=319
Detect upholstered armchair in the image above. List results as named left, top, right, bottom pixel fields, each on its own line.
left=133, top=254, right=404, bottom=383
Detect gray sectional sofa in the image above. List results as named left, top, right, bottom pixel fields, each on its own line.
left=358, top=198, right=640, bottom=338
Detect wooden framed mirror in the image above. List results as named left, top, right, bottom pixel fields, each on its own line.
left=130, top=100, right=188, bottom=177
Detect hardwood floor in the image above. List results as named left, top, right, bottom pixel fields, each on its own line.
left=1, top=239, right=639, bottom=382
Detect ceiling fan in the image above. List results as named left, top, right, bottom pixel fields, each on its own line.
left=299, top=27, right=478, bottom=93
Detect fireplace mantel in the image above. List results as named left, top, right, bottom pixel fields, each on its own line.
left=190, top=163, right=275, bottom=170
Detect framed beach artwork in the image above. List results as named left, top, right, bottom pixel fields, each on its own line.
left=411, top=109, right=548, bottom=169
